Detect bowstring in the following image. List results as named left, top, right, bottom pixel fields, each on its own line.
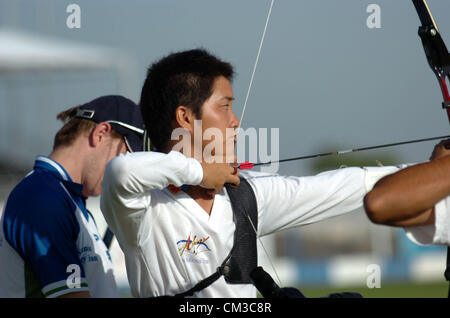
left=239, top=0, right=283, bottom=287
left=238, top=0, right=275, bottom=131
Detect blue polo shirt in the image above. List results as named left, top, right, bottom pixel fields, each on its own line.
left=0, top=156, right=118, bottom=297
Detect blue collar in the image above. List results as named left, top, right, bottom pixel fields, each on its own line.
left=34, top=156, right=72, bottom=182
left=34, top=156, right=84, bottom=196
left=34, top=156, right=88, bottom=219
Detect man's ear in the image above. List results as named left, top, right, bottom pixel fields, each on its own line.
left=174, top=106, right=196, bottom=134
left=89, top=122, right=113, bottom=147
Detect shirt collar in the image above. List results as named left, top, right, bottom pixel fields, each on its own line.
left=34, top=156, right=84, bottom=196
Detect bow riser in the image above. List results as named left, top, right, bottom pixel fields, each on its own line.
left=413, top=0, right=450, bottom=122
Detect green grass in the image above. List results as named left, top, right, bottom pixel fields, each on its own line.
left=299, top=281, right=449, bottom=298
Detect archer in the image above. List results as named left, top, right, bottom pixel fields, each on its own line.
left=99, top=48, right=404, bottom=298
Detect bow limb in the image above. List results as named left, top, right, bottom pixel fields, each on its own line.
left=412, top=0, right=450, bottom=123
left=412, top=1, right=450, bottom=294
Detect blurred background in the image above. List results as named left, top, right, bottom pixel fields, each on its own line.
left=0, top=0, right=449, bottom=297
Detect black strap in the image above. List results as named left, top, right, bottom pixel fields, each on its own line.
left=170, top=254, right=233, bottom=298
left=103, top=227, right=114, bottom=249
left=223, top=178, right=258, bottom=284
left=171, top=269, right=222, bottom=298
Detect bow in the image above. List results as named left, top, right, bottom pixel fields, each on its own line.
left=239, top=0, right=450, bottom=291
left=412, top=0, right=450, bottom=123
left=412, top=0, right=450, bottom=294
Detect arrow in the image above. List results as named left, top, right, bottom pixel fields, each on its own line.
left=238, top=134, right=450, bottom=170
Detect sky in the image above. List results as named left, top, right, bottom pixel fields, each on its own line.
left=0, top=0, right=449, bottom=176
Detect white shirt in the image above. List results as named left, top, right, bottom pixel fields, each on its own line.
left=405, top=196, right=450, bottom=246
left=100, top=151, right=400, bottom=298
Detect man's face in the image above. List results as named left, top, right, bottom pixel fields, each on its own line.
left=83, top=132, right=127, bottom=197
left=197, top=76, right=239, bottom=163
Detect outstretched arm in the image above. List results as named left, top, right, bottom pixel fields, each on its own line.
left=251, top=165, right=402, bottom=236
left=364, top=141, right=450, bottom=227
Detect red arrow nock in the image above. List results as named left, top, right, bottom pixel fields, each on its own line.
left=238, top=162, right=255, bottom=170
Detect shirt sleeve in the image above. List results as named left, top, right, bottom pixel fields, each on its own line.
left=404, top=196, right=450, bottom=246
left=3, top=193, right=87, bottom=298
left=100, top=151, right=203, bottom=247
left=245, top=166, right=401, bottom=236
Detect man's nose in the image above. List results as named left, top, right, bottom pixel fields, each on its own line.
left=230, top=111, right=240, bottom=129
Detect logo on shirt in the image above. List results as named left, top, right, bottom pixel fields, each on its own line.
left=176, top=234, right=211, bottom=257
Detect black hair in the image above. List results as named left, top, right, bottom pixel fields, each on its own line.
left=139, top=48, right=234, bottom=151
